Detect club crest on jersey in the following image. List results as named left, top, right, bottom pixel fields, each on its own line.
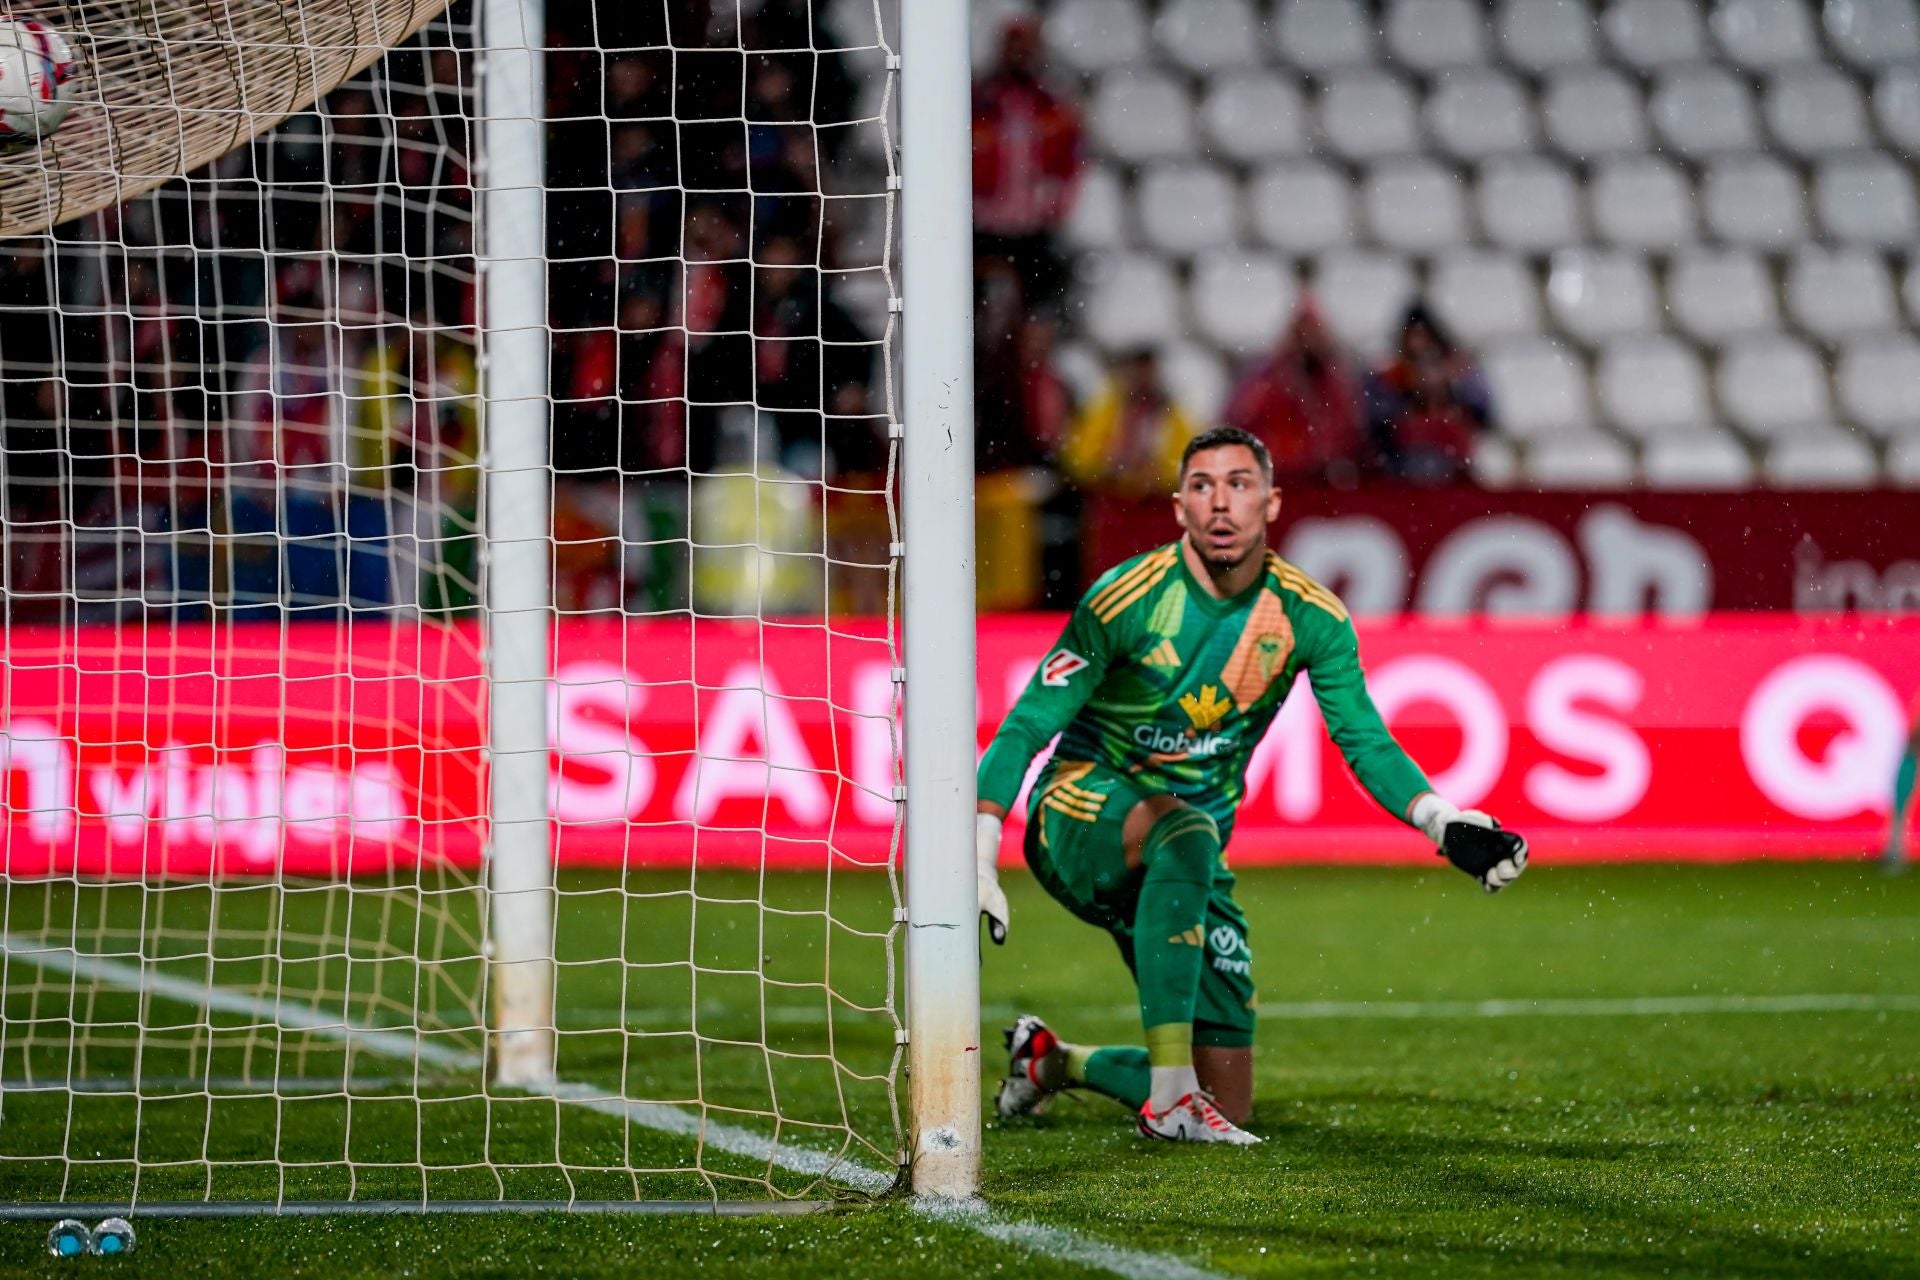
left=1254, top=632, right=1287, bottom=683
left=1178, top=683, right=1231, bottom=731
left=1040, top=648, right=1089, bottom=687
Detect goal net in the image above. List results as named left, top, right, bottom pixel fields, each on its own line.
left=0, top=0, right=923, bottom=1209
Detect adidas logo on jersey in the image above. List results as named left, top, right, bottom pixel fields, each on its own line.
left=1143, top=639, right=1181, bottom=669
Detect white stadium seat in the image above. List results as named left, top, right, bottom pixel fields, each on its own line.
left=1312, top=253, right=1415, bottom=357
left=1427, top=73, right=1538, bottom=159
left=1484, top=338, right=1591, bottom=436
left=1889, top=437, right=1920, bottom=486
left=1274, top=0, right=1375, bottom=71
left=1319, top=72, right=1423, bottom=160
left=1137, top=164, right=1242, bottom=257
left=1597, top=337, right=1711, bottom=437
left=1250, top=163, right=1355, bottom=252
left=1814, top=155, right=1919, bottom=247
left=1498, top=0, right=1600, bottom=72
left=1710, top=0, right=1819, bottom=68
left=1764, top=431, right=1881, bottom=487
left=1874, top=68, right=1920, bottom=156
left=1546, top=250, right=1658, bottom=347
left=1478, top=157, right=1584, bottom=251
left=1589, top=157, right=1695, bottom=249
left=1472, top=435, right=1522, bottom=488
left=1160, top=340, right=1233, bottom=420
left=1384, top=0, right=1491, bottom=71
left=1667, top=249, right=1778, bottom=344
left=1764, top=69, right=1872, bottom=158
left=1156, top=0, right=1264, bottom=72
left=1642, top=429, right=1757, bottom=488
left=1702, top=156, right=1807, bottom=249
left=1836, top=333, right=1920, bottom=437
left=1824, top=0, right=1920, bottom=69
left=1365, top=160, right=1470, bottom=252
left=1649, top=66, right=1759, bottom=158
left=1784, top=248, right=1899, bottom=342
left=1062, top=165, right=1130, bottom=253
left=1045, top=0, right=1151, bottom=75
left=1190, top=251, right=1298, bottom=354
left=1542, top=69, right=1647, bottom=159
left=1604, top=0, right=1706, bottom=69
left=1717, top=336, right=1832, bottom=438
left=1078, top=254, right=1181, bottom=351
left=1089, top=71, right=1196, bottom=164
left=1429, top=251, right=1542, bottom=346
left=1200, top=72, right=1309, bottom=163
left=1526, top=433, right=1637, bottom=488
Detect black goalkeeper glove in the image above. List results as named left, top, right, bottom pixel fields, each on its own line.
left=1440, top=820, right=1529, bottom=894
left=1412, top=794, right=1529, bottom=894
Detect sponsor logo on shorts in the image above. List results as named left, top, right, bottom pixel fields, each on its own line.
left=1209, top=923, right=1251, bottom=975
left=1133, top=723, right=1233, bottom=757
left=1041, top=648, right=1089, bottom=687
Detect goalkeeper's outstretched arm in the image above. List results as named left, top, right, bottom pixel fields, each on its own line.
left=973, top=599, right=1117, bottom=941
left=1306, top=617, right=1528, bottom=894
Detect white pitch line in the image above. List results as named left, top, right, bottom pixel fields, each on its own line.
left=1253, top=992, right=1920, bottom=1020
left=0, top=935, right=1222, bottom=1280
left=917, top=1197, right=1220, bottom=1280
left=569, top=991, right=1920, bottom=1029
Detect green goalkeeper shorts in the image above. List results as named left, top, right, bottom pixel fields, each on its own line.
left=1022, top=760, right=1256, bottom=1049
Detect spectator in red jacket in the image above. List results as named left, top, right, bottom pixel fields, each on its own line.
left=972, top=16, right=1083, bottom=308
left=1221, top=295, right=1366, bottom=487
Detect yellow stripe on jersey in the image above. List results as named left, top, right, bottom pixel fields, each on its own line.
left=1096, top=557, right=1177, bottom=622
left=1044, top=786, right=1105, bottom=817
left=1268, top=555, right=1349, bottom=621
left=1087, top=549, right=1172, bottom=616
left=1042, top=795, right=1099, bottom=824
left=1274, top=562, right=1344, bottom=618
left=1088, top=547, right=1177, bottom=618
left=1056, top=779, right=1108, bottom=808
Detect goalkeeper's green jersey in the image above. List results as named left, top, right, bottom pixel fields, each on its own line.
left=978, top=541, right=1431, bottom=843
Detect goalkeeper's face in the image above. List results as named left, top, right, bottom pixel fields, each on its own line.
left=1173, top=444, right=1282, bottom=572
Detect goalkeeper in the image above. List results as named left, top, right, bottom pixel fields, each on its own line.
left=976, top=426, right=1528, bottom=1145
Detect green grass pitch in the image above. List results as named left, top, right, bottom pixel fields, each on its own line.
left=1, top=860, right=1916, bottom=1277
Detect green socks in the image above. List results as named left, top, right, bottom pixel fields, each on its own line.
left=1053, top=806, right=1222, bottom=1115
left=1897, top=747, right=1917, bottom=818
left=1134, top=807, right=1219, bottom=1036
left=1065, top=1044, right=1149, bottom=1109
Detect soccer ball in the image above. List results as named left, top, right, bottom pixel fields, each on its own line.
left=0, top=16, right=78, bottom=144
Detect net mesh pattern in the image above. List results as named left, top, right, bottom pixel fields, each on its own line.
left=0, top=0, right=904, bottom=1207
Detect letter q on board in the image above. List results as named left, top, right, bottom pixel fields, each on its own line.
left=1740, top=656, right=1903, bottom=820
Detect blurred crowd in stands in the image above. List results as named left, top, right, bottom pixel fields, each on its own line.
left=969, top=15, right=1494, bottom=604
left=0, top=2, right=1503, bottom=623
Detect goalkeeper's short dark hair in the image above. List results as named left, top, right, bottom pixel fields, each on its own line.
left=1180, top=426, right=1273, bottom=484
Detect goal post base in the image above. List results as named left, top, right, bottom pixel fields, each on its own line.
left=0, top=1200, right=835, bottom=1220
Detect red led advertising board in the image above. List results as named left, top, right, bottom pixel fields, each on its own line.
left=2, top=615, right=1914, bottom=875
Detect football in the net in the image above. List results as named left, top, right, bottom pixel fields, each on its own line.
left=0, top=16, right=78, bottom=144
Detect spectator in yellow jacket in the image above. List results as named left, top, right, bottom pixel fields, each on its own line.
left=1060, top=349, right=1200, bottom=499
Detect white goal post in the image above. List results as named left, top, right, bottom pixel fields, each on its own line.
left=0, top=0, right=979, bottom=1212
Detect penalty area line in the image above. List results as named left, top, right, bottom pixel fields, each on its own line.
left=0, top=935, right=1225, bottom=1280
